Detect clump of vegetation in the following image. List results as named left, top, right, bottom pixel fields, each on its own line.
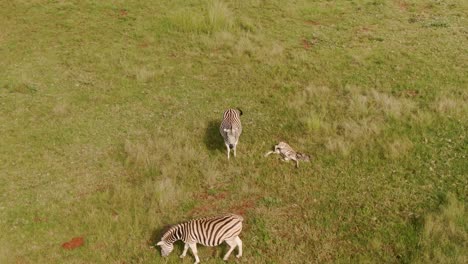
left=415, top=194, right=467, bottom=263
left=166, top=0, right=234, bottom=34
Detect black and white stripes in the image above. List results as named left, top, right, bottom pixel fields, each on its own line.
left=157, top=214, right=243, bottom=264
left=219, top=108, right=243, bottom=159
left=265, top=141, right=311, bottom=168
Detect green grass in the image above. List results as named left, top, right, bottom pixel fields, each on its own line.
left=0, top=0, right=467, bottom=263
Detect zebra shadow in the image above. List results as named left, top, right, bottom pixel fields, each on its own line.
left=204, top=120, right=224, bottom=153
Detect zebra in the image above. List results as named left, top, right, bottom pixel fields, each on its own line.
left=219, top=108, right=243, bottom=159
left=264, top=141, right=311, bottom=168
left=156, top=213, right=243, bottom=264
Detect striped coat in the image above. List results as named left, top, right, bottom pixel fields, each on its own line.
left=265, top=141, right=311, bottom=168
left=157, top=214, right=243, bottom=263
left=219, top=108, right=243, bottom=159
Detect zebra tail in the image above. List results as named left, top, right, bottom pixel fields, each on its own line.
left=227, top=213, right=244, bottom=222
left=237, top=108, right=243, bottom=116
left=235, top=214, right=244, bottom=222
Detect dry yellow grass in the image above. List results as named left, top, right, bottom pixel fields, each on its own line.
left=292, top=84, right=418, bottom=156
left=207, top=0, right=234, bottom=32
left=415, top=194, right=468, bottom=263
left=433, top=91, right=468, bottom=119
left=385, top=137, right=414, bottom=159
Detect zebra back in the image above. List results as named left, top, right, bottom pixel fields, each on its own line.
left=221, top=108, right=242, bottom=130
left=276, top=141, right=292, bottom=150
left=276, top=142, right=299, bottom=158
left=276, top=142, right=310, bottom=161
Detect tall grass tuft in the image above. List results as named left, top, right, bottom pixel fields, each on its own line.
left=432, top=90, right=468, bottom=119
left=167, top=10, right=207, bottom=33
left=154, top=177, right=183, bottom=210
left=385, top=137, right=414, bottom=159
left=291, top=84, right=417, bottom=156
left=415, top=194, right=467, bottom=263
left=166, top=0, right=234, bottom=34
left=207, top=0, right=234, bottom=32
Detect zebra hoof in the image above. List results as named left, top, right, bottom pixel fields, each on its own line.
left=179, top=254, right=185, bottom=258
left=236, top=254, right=242, bottom=258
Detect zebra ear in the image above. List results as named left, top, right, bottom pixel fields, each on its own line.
left=156, top=241, right=164, bottom=246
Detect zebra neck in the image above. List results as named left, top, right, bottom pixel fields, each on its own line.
left=166, top=224, right=184, bottom=243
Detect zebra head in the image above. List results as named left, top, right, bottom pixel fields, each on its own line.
left=156, top=241, right=174, bottom=257
left=223, top=128, right=240, bottom=149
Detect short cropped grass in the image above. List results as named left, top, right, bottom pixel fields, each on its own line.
left=0, top=0, right=467, bottom=263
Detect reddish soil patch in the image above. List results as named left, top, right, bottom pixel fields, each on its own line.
left=189, top=204, right=219, bottom=216
left=302, top=39, right=311, bottom=49
left=120, top=9, right=128, bottom=16
left=396, top=0, right=408, bottom=11
left=190, top=191, right=260, bottom=217
left=230, top=198, right=258, bottom=216
left=139, top=42, right=150, bottom=48
left=188, top=192, right=228, bottom=216
left=33, top=216, right=47, bottom=223
left=304, top=20, right=320, bottom=26
left=358, top=27, right=371, bottom=33
left=302, top=38, right=318, bottom=50
left=62, top=237, right=84, bottom=250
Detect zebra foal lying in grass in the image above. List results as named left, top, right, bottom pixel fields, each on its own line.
left=156, top=213, right=243, bottom=264
left=219, top=108, right=243, bottom=159
left=265, top=141, right=311, bottom=168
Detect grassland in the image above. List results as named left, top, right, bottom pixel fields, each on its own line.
left=0, top=0, right=467, bottom=263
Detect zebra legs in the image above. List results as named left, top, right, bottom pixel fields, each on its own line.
left=223, top=236, right=242, bottom=260
left=264, top=149, right=280, bottom=157
left=188, top=243, right=200, bottom=264
left=235, top=236, right=242, bottom=258
left=180, top=243, right=189, bottom=258
left=226, top=144, right=237, bottom=159
left=223, top=238, right=236, bottom=260
left=292, top=158, right=299, bottom=168
left=225, top=144, right=230, bottom=159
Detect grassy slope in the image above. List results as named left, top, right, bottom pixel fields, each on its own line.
left=0, top=0, right=467, bottom=263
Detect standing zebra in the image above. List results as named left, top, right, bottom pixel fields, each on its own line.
left=156, top=213, right=243, bottom=264
left=219, top=108, right=243, bottom=159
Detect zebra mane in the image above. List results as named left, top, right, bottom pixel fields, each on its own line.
left=161, top=224, right=182, bottom=241
left=193, top=213, right=242, bottom=221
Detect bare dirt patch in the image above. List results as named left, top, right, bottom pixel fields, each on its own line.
left=61, top=237, right=84, bottom=250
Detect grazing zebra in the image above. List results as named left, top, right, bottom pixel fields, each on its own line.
left=156, top=213, right=243, bottom=264
left=264, top=141, right=311, bottom=168
left=219, top=108, right=243, bottom=159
